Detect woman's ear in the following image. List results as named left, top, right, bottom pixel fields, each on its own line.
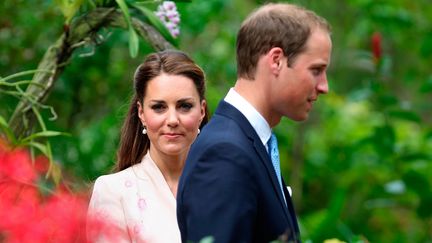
left=200, top=99, right=207, bottom=122
left=137, top=101, right=146, bottom=126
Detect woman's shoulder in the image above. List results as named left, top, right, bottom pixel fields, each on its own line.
left=96, top=166, right=134, bottom=180
left=93, top=167, right=136, bottom=190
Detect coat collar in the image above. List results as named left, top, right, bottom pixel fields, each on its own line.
left=214, top=100, right=290, bottom=219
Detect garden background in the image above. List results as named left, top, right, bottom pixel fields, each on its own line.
left=1, top=0, right=432, bottom=242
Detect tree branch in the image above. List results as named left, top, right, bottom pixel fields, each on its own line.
left=8, top=8, right=174, bottom=137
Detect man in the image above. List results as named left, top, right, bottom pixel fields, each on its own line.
left=177, top=3, right=332, bottom=242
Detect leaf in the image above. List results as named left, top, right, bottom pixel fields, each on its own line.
left=398, top=152, right=430, bottom=162
left=45, top=142, right=62, bottom=185
left=54, top=0, right=68, bottom=16
left=420, top=33, right=432, bottom=58
left=27, top=141, right=49, bottom=156
left=54, top=0, right=85, bottom=23
left=377, top=94, right=398, bottom=107
left=132, top=3, right=178, bottom=46
left=129, top=27, right=139, bottom=58
left=48, top=161, right=63, bottom=186
left=403, top=170, right=429, bottom=195
left=115, top=0, right=132, bottom=29
left=32, top=106, right=47, bottom=131
left=0, top=115, right=17, bottom=144
left=0, top=69, right=54, bottom=83
left=419, top=75, right=432, bottom=93
left=115, top=0, right=140, bottom=57
left=417, top=192, right=432, bottom=219
left=372, top=125, right=395, bottom=155
left=310, top=188, right=347, bottom=241
left=388, top=110, right=421, bottom=123
left=21, top=131, right=65, bottom=143
left=426, top=130, right=432, bottom=140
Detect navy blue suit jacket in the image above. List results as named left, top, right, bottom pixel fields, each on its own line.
left=177, top=101, right=301, bottom=243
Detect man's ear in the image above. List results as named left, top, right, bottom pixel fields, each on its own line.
left=267, top=47, right=284, bottom=75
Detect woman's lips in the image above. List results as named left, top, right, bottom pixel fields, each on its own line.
left=163, top=133, right=182, bottom=139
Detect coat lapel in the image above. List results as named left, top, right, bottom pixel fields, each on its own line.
left=282, top=179, right=300, bottom=241
left=215, top=101, right=290, bottom=220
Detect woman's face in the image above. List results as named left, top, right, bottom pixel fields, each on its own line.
left=138, top=74, right=206, bottom=157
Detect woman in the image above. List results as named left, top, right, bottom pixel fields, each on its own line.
left=88, top=50, right=208, bottom=243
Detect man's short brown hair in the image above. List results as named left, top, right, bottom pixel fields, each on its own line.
left=236, top=3, right=330, bottom=80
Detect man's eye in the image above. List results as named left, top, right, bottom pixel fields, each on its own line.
left=311, top=68, right=323, bottom=76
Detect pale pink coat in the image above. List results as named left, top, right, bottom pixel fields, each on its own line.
left=88, top=153, right=181, bottom=243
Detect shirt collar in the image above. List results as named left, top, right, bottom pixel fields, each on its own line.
left=224, top=88, right=272, bottom=148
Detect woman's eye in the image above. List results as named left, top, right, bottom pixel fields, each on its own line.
left=151, top=104, right=166, bottom=112
left=178, top=102, right=193, bottom=112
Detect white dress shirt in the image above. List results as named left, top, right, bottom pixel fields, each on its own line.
left=224, top=88, right=272, bottom=151
left=224, top=88, right=292, bottom=197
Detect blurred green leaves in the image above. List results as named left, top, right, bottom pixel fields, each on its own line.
left=1, top=0, right=432, bottom=242
left=55, top=0, right=84, bottom=24
left=115, top=0, right=139, bottom=57
left=0, top=69, right=65, bottom=184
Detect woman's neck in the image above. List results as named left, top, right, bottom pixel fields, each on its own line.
left=148, top=147, right=186, bottom=197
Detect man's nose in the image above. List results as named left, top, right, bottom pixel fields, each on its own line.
left=317, top=74, right=329, bottom=94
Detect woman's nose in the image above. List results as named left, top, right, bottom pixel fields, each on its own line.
left=167, top=109, right=179, bottom=127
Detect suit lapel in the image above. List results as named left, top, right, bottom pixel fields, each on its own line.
left=215, top=101, right=290, bottom=221
left=282, top=179, right=300, bottom=240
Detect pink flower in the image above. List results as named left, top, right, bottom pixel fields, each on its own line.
left=162, top=1, right=176, bottom=11
left=154, top=1, right=181, bottom=38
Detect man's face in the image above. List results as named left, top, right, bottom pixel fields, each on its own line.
left=271, top=28, right=332, bottom=122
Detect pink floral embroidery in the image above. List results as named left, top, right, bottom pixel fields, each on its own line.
left=97, top=208, right=109, bottom=220
left=138, top=198, right=147, bottom=210
left=134, top=224, right=141, bottom=234
left=124, top=180, right=133, bottom=188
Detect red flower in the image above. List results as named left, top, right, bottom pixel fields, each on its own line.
left=0, top=147, right=37, bottom=183
left=371, top=31, right=382, bottom=63
left=0, top=141, right=120, bottom=242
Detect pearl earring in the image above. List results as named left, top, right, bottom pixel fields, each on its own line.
left=198, top=128, right=200, bottom=134
left=142, top=127, right=147, bottom=135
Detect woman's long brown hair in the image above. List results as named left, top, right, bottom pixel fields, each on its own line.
left=114, top=50, right=208, bottom=172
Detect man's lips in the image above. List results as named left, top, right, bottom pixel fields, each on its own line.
left=307, top=98, right=317, bottom=110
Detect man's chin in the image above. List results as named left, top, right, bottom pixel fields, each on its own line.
left=291, top=112, right=309, bottom=122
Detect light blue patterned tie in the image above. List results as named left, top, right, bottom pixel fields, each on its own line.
left=268, top=133, right=284, bottom=194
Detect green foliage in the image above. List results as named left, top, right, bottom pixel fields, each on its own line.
left=114, top=0, right=139, bottom=57
left=55, top=0, right=85, bottom=24
left=0, top=69, right=65, bottom=184
left=1, top=0, right=432, bottom=242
